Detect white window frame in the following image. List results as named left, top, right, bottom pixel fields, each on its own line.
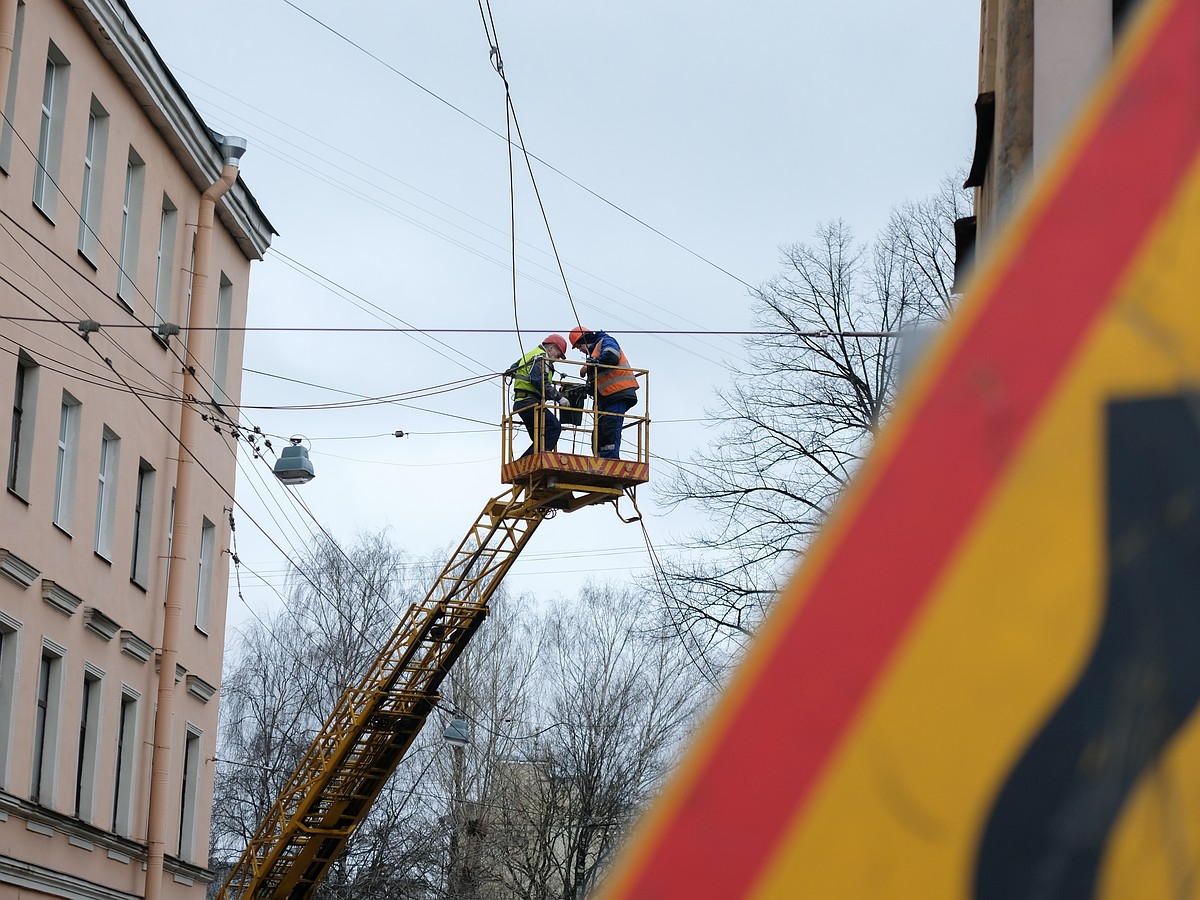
left=32, top=43, right=70, bottom=217
left=7, top=351, right=38, bottom=498
left=195, top=517, right=215, bottom=633
left=73, top=664, right=102, bottom=822
left=94, top=426, right=120, bottom=559
left=77, top=110, right=95, bottom=250
left=152, top=195, right=178, bottom=331
left=130, top=461, right=155, bottom=587
left=164, top=487, right=175, bottom=594
left=213, top=273, right=233, bottom=405
left=33, top=58, right=54, bottom=209
left=178, top=725, right=202, bottom=860
left=0, top=612, right=21, bottom=791
left=76, top=97, right=109, bottom=263
left=0, top=1, right=25, bottom=172
left=180, top=238, right=195, bottom=355
left=112, top=687, right=139, bottom=836
left=31, top=640, right=65, bottom=806
left=116, top=148, right=145, bottom=308
left=53, top=391, right=80, bottom=532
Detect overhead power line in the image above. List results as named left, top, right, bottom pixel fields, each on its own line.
left=0, top=315, right=902, bottom=339
left=268, top=248, right=492, bottom=377
left=277, top=0, right=755, bottom=291
left=242, top=366, right=497, bottom=427
left=476, top=0, right=582, bottom=343
left=179, top=71, right=745, bottom=362
left=0, top=109, right=445, bottom=658
left=0, top=116, right=234, bottom=409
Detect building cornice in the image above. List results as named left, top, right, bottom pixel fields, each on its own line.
left=185, top=673, right=216, bottom=703
left=42, top=579, right=84, bottom=617
left=0, top=790, right=215, bottom=892
left=0, top=548, right=39, bottom=588
left=64, top=0, right=277, bottom=261
left=119, top=629, right=153, bottom=663
left=0, top=853, right=141, bottom=900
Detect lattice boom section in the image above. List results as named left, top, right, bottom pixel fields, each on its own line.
left=216, top=489, right=544, bottom=899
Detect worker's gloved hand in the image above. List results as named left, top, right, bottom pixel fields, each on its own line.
left=564, top=385, right=588, bottom=408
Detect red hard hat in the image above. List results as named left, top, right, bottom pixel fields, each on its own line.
left=569, top=326, right=590, bottom=349
left=543, top=334, right=567, bottom=355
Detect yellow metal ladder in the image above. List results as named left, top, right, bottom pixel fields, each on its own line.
left=215, top=486, right=545, bottom=898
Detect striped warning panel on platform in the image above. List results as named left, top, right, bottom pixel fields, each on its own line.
left=501, top=453, right=649, bottom=484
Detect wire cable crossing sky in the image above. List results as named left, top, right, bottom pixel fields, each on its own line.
left=122, top=0, right=978, bottom=627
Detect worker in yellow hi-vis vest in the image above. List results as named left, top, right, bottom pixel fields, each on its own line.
left=505, top=334, right=567, bottom=458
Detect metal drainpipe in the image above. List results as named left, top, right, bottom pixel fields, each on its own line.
left=143, top=137, right=245, bottom=900
left=0, top=0, right=17, bottom=111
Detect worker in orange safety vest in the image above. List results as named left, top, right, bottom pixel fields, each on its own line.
left=569, top=327, right=638, bottom=459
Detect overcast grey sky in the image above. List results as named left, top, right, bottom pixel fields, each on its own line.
left=133, top=0, right=979, bottom=633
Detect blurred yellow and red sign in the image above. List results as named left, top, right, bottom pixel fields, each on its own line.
left=599, top=0, right=1200, bottom=896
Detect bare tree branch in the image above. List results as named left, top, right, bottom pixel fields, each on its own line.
left=652, top=178, right=968, bottom=672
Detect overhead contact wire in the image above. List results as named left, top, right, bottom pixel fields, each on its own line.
left=278, top=0, right=753, bottom=291
left=478, top=0, right=582, bottom=336
left=0, top=113, right=234, bottom=415
left=476, top=0, right=524, bottom=356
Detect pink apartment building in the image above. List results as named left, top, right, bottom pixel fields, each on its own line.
left=0, top=1, right=274, bottom=897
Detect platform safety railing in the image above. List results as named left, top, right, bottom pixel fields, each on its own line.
left=500, top=362, right=650, bottom=467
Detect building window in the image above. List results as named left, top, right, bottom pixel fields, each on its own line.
left=94, top=427, right=120, bottom=559
left=7, top=351, right=38, bottom=498
left=130, top=461, right=155, bottom=587
left=195, top=517, right=215, bottom=632
left=77, top=98, right=109, bottom=263
left=116, top=148, right=145, bottom=308
left=0, top=613, right=20, bottom=790
left=181, top=238, right=195, bottom=354
left=73, top=666, right=102, bottom=821
left=53, top=391, right=80, bottom=531
left=213, top=274, right=233, bottom=405
left=178, top=727, right=201, bottom=860
left=164, top=487, right=175, bottom=593
left=77, top=111, right=96, bottom=252
left=31, top=643, right=64, bottom=805
left=32, top=43, right=70, bottom=217
left=112, top=688, right=138, bottom=835
left=0, top=1, right=25, bottom=172
left=153, top=195, right=178, bottom=330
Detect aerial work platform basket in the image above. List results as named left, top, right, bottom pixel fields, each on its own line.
left=500, top=363, right=650, bottom=513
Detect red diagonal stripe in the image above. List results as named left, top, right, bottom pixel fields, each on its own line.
left=616, top=3, right=1200, bottom=896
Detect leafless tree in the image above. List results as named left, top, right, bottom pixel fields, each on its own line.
left=210, top=530, right=445, bottom=899
left=654, top=176, right=969, bottom=669
left=213, top=541, right=707, bottom=900
left=449, top=583, right=703, bottom=900
left=435, top=588, right=546, bottom=900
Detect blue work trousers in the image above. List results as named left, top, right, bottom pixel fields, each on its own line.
left=596, top=395, right=636, bottom=459
left=515, top=398, right=560, bottom=458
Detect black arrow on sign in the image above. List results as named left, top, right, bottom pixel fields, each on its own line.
left=974, top=394, right=1200, bottom=900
